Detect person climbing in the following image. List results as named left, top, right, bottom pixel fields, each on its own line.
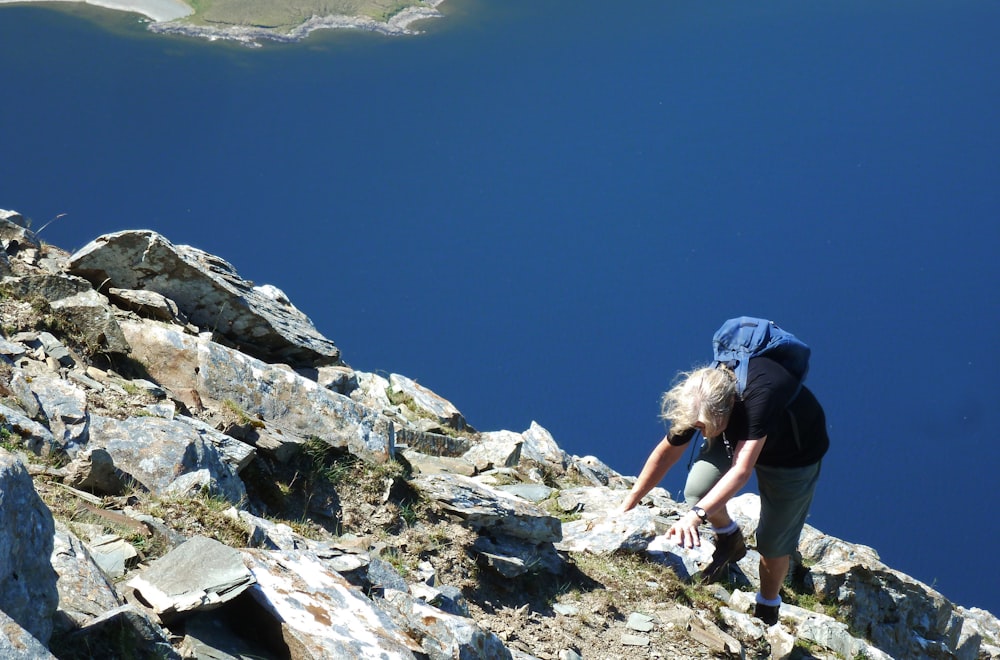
left=618, top=319, right=829, bottom=626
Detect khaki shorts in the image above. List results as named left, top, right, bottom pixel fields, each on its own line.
left=683, top=438, right=821, bottom=557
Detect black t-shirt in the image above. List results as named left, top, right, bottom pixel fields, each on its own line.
left=667, top=357, right=829, bottom=468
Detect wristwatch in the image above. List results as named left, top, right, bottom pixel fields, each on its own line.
left=692, top=506, right=709, bottom=523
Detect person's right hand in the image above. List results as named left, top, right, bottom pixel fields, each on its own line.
left=666, top=510, right=702, bottom=549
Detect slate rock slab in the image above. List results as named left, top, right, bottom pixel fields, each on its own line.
left=0, top=451, right=60, bottom=645
left=413, top=473, right=561, bottom=543
left=67, top=230, right=340, bottom=367
left=556, top=506, right=662, bottom=554
left=51, top=521, right=123, bottom=631
left=0, top=608, right=57, bottom=659
left=125, top=536, right=255, bottom=621
left=88, top=414, right=247, bottom=504
left=119, top=320, right=394, bottom=465
left=243, top=549, right=423, bottom=659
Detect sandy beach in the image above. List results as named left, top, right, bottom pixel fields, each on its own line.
left=0, top=0, right=192, bottom=22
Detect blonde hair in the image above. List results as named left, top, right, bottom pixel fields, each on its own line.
left=660, top=366, right=737, bottom=438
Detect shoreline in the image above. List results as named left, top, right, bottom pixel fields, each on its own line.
left=0, top=0, right=192, bottom=22
left=0, top=0, right=445, bottom=44
left=150, top=3, right=445, bottom=46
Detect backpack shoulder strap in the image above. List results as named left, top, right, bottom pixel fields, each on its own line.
left=712, top=317, right=769, bottom=396
left=712, top=317, right=810, bottom=397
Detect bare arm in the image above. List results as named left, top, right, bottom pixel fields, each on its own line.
left=695, top=436, right=765, bottom=516
left=667, top=436, right=767, bottom=548
left=620, top=436, right=688, bottom=512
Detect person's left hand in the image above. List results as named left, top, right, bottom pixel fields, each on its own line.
left=667, top=510, right=702, bottom=549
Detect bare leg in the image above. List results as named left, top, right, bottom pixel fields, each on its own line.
left=706, top=509, right=733, bottom=529
left=758, top=554, right=790, bottom=601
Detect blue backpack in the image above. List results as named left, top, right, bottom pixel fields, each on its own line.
left=712, top=317, right=810, bottom=399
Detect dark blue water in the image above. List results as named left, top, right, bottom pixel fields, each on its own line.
left=2, top=0, right=999, bottom=614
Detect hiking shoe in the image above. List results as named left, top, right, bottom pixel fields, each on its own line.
left=700, top=527, right=747, bottom=584
left=753, top=602, right=780, bottom=626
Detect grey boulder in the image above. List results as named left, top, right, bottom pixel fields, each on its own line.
left=67, top=230, right=340, bottom=367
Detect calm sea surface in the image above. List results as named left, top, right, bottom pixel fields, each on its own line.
left=2, top=0, right=999, bottom=613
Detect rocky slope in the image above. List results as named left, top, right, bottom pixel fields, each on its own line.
left=0, top=208, right=996, bottom=660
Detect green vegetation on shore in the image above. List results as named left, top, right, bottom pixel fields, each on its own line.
left=184, top=0, right=424, bottom=30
